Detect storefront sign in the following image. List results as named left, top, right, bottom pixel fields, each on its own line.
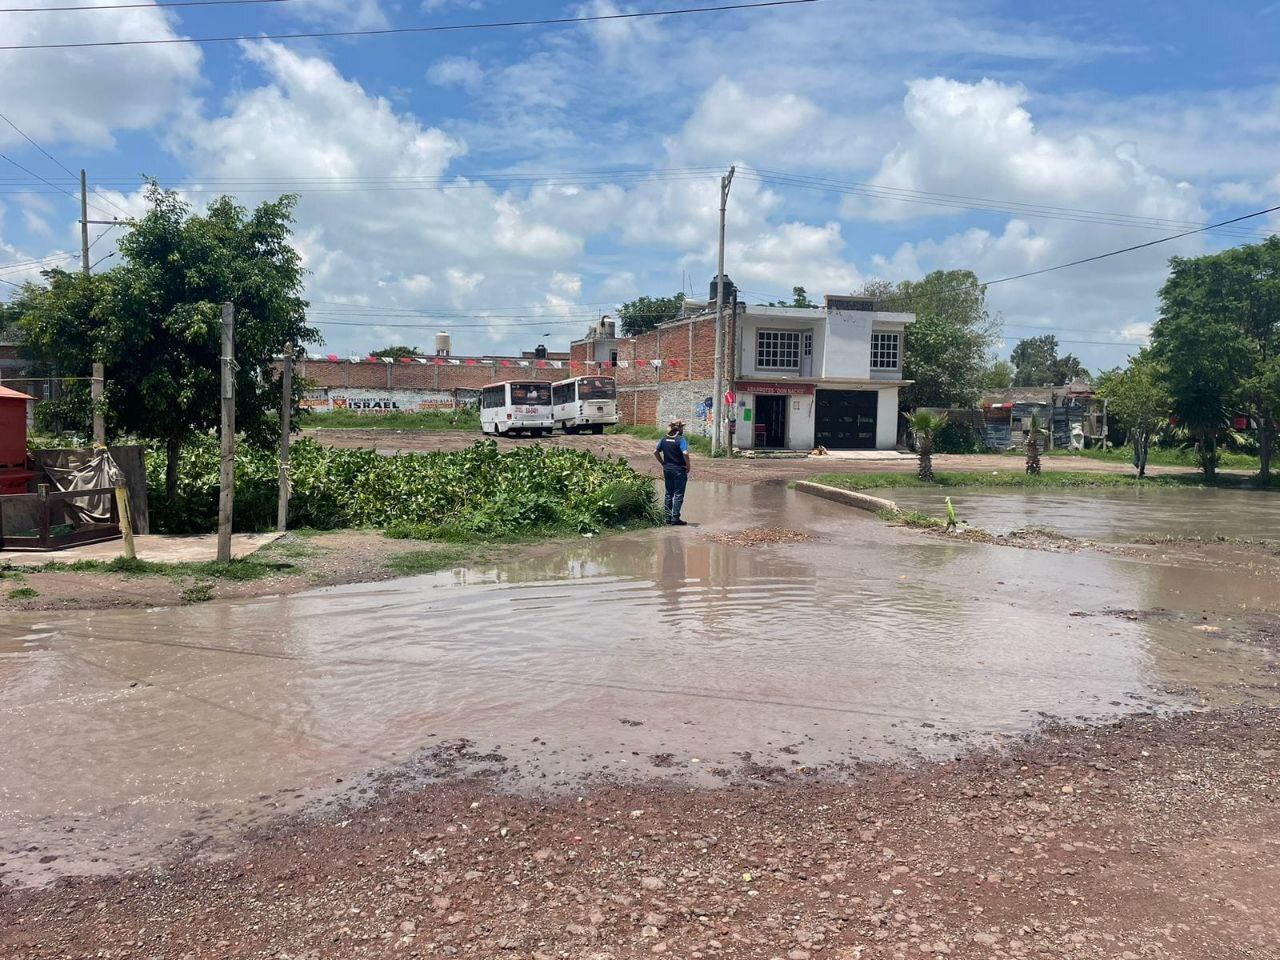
left=737, top=381, right=814, bottom=396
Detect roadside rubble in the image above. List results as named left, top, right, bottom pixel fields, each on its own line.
left=3, top=708, right=1276, bottom=959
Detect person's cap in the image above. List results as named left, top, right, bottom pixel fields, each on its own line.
left=668, top=419, right=685, bottom=429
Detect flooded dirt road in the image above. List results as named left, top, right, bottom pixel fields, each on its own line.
left=2, top=484, right=1278, bottom=888
left=889, top=485, right=1280, bottom=540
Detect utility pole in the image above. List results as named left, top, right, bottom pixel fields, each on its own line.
left=79, top=169, right=90, bottom=276
left=91, top=362, right=105, bottom=446
left=217, top=303, right=236, bottom=563
left=277, top=342, right=293, bottom=533
left=712, top=165, right=735, bottom=455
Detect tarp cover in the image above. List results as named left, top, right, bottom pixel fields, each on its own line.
left=29, top=448, right=124, bottom=525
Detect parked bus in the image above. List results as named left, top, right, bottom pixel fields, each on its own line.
left=552, top=376, right=618, bottom=434
left=479, top=381, right=553, bottom=436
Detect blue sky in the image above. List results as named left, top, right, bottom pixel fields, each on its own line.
left=2, top=0, right=1279, bottom=368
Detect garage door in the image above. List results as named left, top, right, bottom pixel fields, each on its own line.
left=815, top=389, right=878, bottom=449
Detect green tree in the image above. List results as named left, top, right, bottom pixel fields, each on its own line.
left=1095, top=350, right=1171, bottom=477
left=1153, top=238, right=1279, bottom=481
left=20, top=185, right=317, bottom=498
left=981, top=359, right=1015, bottom=390
left=768, top=286, right=819, bottom=308
left=370, top=345, right=420, bottom=359
left=1010, top=334, right=1060, bottom=386
left=1050, top=353, right=1089, bottom=385
left=903, top=410, right=947, bottom=482
left=891, top=270, right=1001, bottom=408
left=0, top=297, right=22, bottom=342
left=617, top=292, right=685, bottom=337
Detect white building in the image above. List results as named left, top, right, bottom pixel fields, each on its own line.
left=733, top=294, right=914, bottom=451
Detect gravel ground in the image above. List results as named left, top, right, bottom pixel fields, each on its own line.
left=2, top=708, right=1276, bottom=959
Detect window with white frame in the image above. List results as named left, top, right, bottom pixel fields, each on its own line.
left=871, top=332, right=900, bottom=370
left=756, top=329, right=802, bottom=370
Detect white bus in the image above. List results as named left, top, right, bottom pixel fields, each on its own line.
left=479, top=381, right=553, bottom=437
left=552, top=376, right=618, bottom=434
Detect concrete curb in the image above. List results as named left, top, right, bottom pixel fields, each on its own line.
left=793, top=480, right=898, bottom=514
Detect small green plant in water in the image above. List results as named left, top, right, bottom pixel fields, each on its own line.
left=179, top=583, right=215, bottom=603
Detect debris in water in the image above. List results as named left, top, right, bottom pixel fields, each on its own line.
left=703, top=527, right=812, bottom=546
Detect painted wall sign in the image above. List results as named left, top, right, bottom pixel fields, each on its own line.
left=737, top=381, right=815, bottom=396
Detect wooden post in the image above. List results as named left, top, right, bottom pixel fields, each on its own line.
left=91, top=362, right=105, bottom=447
left=277, top=343, right=293, bottom=532
left=217, top=303, right=235, bottom=563
left=114, top=485, right=136, bottom=559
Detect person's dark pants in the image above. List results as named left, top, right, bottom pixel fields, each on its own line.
left=663, top=464, right=688, bottom=522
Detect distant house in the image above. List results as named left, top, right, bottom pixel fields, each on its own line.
left=570, top=284, right=916, bottom=451
left=979, top=378, right=1106, bottom=450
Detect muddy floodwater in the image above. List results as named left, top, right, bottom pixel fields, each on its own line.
left=889, top=484, right=1280, bottom=540
left=2, top=483, right=1278, bottom=887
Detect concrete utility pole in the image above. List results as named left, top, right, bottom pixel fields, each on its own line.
left=277, top=343, right=293, bottom=533
left=79, top=170, right=90, bottom=276
left=91, top=362, right=105, bottom=446
left=711, top=164, right=735, bottom=455
left=217, top=303, right=236, bottom=563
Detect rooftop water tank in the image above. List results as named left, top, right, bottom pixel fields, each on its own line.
left=709, top=274, right=736, bottom=305
left=434, top=331, right=452, bottom=357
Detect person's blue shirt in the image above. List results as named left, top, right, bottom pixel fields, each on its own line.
left=657, top=434, right=689, bottom=468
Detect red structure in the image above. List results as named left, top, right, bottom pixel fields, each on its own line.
left=0, top=386, right=35, bottom=495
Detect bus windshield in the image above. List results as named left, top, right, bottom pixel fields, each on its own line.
left=578, top=377, right=616, bottom=401
left=510, top=382, right=551, bottom=405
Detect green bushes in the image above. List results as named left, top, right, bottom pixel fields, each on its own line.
left=146, top=436, right=661, bottom=536
left=932, top=419, right=984, bottom=454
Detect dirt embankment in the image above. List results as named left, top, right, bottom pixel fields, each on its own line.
left=3, top=708, right=1276, bottom=959
left=0, top=531, right=491, bottom=612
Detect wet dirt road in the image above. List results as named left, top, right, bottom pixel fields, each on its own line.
left=889, top=485, right=1280, bottom=540
left=2, top=484, right=1278, bottom=888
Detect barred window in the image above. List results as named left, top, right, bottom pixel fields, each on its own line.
left=756, top=329, right=801, bottom=370
left=871, top=332, right=900, bottom=369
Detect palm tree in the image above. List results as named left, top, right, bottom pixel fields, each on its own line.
left=1025, top=412, right=1046, bottom=476
left=904, top=410, right=948, bottom=482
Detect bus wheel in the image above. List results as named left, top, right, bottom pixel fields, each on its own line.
left=591, top=424, right=605, bottom=435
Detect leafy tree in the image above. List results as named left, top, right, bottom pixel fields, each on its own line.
left=0, top=297, right=22, bottom=342
left=1010, top=335, right=1059, bottom=386
left=20, top=185, right=317, bottom=498
left=891, top=270, right=1001, bottom=408
left=903, top=410, right=947, bottom=482
left=1051, top=353, right=1089, bottom=385
left=617, top=292, right=685, bottom=337
left=370, top=345, right=420, bottom=359
left=768, top=286, right=818, bottom=308
left=981, top=359, right=1015, bottom=390
left=1095, top=350, right=1171, bottom=477
left=1153, top=237, right=1279, bottom=481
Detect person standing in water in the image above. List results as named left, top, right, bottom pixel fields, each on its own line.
left=653, top=419, right=691, bottom=526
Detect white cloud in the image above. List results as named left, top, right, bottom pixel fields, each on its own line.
left=681, top=78, right=823, bottom=158
left=427, top=56, right=485, bottom=90
left=0, top=6, right=201, bottom=151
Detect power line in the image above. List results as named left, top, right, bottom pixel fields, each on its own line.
left=0, top=0, right=820, bottom=50
left=0, top=151, right=124, bottom=222
left=1, top=0, right=291, bottom=10
left=0, top=111, right=133, bottom=221
left=742, top=170, right=1272, bottom=242
left=0, top=110, right=76, bottom=179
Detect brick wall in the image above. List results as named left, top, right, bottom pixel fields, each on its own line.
left=289, top=307, right=735, bottom=429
